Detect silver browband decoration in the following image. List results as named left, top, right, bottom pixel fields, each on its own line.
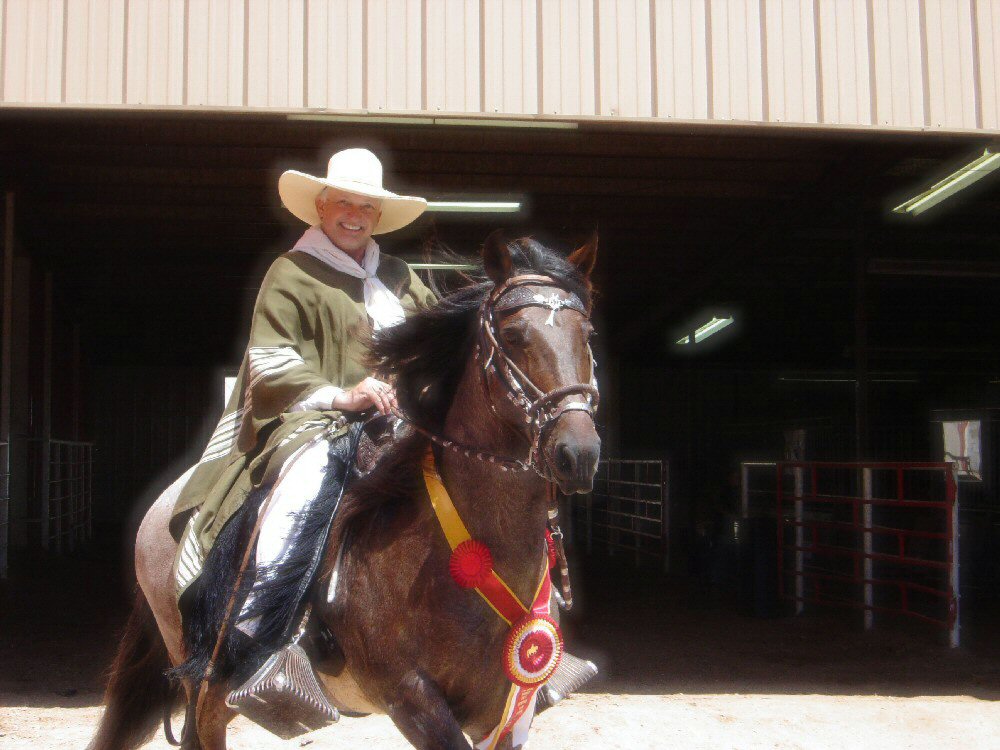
left=493, top=285, right=587, bottom=326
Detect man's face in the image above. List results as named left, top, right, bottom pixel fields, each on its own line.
left=316, top=188, right=383, bottom=254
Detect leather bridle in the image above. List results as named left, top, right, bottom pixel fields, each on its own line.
left=393, top=273, right=598, bottom=479
left=476, top=273, right=599, bottom=480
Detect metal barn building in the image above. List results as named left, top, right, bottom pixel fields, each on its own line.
left=2, top=0, right=1000, bottom=651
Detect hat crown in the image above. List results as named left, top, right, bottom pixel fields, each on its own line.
left=326, top=148, right=384, bottom=190
left=279, top=147, right=425, bottom=233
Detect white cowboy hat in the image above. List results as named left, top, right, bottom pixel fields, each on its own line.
left=278, top=148, right=427, bottom=234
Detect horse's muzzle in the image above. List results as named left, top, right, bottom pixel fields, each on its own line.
left=548, top=413, right=601, bottom=494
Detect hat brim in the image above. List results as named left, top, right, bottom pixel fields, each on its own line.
left=278, top=170, right=427, bottom=235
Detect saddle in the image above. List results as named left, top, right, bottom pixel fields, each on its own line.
left=355, top=413, right=406, bottom=473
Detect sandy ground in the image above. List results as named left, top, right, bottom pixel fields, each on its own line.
left=3, top=553, right=1000, bottom=749
left=3, top=693, right=999, bottom=750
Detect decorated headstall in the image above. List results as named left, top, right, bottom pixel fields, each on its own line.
left=476, top=273, right=599, bottom=480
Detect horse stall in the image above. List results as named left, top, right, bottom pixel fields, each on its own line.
left=3, top=4, right=1000, bottom=745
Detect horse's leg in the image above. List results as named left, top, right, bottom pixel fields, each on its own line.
left=179, top=680, right=202, bottom=750
left=194, top=682, right=236, bottom=750
left=135, top=467, right=209, bottom=750
left=386, top=670, right=472, bottom=750
left=136, top=466, right=197, bottom=668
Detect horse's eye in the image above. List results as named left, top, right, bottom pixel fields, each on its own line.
left=501, top=326, right=526, bottom=346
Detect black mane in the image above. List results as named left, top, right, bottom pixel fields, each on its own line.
left=370, top=237, right=591, bottom=430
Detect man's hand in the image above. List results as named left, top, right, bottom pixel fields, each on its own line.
left=332, top=377, right=398, bottom=415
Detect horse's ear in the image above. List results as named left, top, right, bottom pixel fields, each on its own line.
left=568, top=232, right=598, bottom=278
left=482, top=229, right=512, bottom=286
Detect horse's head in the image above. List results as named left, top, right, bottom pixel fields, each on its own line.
left=479, top=231, right=601, bottom=494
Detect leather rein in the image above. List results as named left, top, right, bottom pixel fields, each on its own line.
left=395, top=273, right=598, bottom=480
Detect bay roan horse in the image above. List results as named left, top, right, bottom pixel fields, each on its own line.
left=88, top=232, right=600, bottom=750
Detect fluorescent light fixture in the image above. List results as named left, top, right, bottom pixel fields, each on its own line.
left=675, top=316, right=734, bottom=345
left=407, top=262, right=477, bottom=271
left=893, top=148, right=1000, bottom=216
left=286, top=114, right=577, bottom=130
left=426, top=201, right=521, bottom=213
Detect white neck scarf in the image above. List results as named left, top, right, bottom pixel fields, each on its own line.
left=291, top=226, right=405, bottom=331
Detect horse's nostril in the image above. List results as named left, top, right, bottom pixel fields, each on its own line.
left=556, top=442, right=576, bottom=473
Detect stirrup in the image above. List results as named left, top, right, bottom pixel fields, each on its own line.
left=536, top=651, right=598, bottom=713
left=226, top=610, right=339, bottom=739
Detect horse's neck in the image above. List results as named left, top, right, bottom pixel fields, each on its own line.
left=438, top=359, right=549, bottom=588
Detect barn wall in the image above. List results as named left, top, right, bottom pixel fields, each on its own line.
left=2, top=0, right=998, bottom=133
left=90, top=365, right=220, bottom=530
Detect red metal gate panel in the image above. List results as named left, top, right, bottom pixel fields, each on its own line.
left=776, top=461, right=959, bottom=646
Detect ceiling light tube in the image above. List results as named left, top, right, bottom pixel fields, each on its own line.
left=893, top=148, right=1000, bottom=216
left=675, top=316, right=734, bottom=345
left=425, top=201, right=521, bottom=213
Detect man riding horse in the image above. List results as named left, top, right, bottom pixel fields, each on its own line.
left=169, top=147, right=435, bottom=696
left=90, top=148, right=600, bottom=750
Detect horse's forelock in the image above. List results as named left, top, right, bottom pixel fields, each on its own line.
left=370, top=237, right=592, bottom=431
left=507, top=237, right=592, bottom=307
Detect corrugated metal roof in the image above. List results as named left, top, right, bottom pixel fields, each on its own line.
left=1, top=0, right=997, bottom=133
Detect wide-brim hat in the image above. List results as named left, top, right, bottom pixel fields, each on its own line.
left=278, top=148, right=427, bottom=235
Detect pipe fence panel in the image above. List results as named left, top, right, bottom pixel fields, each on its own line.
left=776, top=461, right=959, bottom=647
left=44, top=440, right=94, bottom=553
left=570, top=459, right=669, bottom=569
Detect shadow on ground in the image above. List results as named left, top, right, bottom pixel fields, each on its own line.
left=2, top=538, right=999, bottom=712
left=565, top=555, right=1000, bottom=700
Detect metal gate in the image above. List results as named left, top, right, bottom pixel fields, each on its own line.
left=41, top=439, right=94, bottom=553
left=776, top=461, right=959, bottom=646
left=569, top=459, right=669, bottom=569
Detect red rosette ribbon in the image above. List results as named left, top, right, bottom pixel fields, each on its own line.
left=449, top=539, right=494, bottom=589
left=503, top=614, right=563, bottom=688
left=545, top=530, right=558, bottom=570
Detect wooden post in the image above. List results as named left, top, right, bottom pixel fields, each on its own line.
left=86, top=443, right=93, bottom=540
left=948, top=469, right=960, bottom=648
left=740, top=463, right=750, bottom=518
left=0, top=193, right=13, bottom=578
left=855, top=222, right=869, bottom=461
left=794, top=466, right=804, bottom=615
left=633, top=471, right=641, bottom=569
left=661, top=459, right=670, bottom=573
left=862, top=467, right=874, bottom=630
left=41, top=274, right=53, bottom=552
left=71, top=322, right=82, bottom=439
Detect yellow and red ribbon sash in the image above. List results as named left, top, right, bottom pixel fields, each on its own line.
left=422, top=451, right=554, bottom=750
left=423, top=450, right=547, bottom=625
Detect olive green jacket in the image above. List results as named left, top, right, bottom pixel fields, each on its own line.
left=170, top=250, right=434, bottom=596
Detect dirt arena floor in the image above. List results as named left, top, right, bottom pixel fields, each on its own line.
left=3, top=548, right=1000, bottom=749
